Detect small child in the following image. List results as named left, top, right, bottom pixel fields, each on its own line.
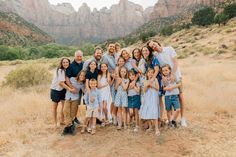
left=81, top=79, right=102, bottom=135
left=110, top=57, right=126, bottom=125
left=115, top=66, right=129, bottom=130
left=62, top=70, right=86, bottom=135
left=97, top=63, right=112, bottom=126
left=161, top=64, right=181, bottom=128
left=140, top=68, right=160, bottom=136
left=127, top=70, right=141, bottom=132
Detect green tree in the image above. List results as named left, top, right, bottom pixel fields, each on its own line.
left=214, top=13, right=229, bottom=26
left=192, top=7, right=216, bottom=26
left=223, top=3, right=236, bottom=19
left=160, top=25, right=174, bottom=36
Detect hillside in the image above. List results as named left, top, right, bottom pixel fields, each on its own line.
left=0, top=11, right=54, bottom=47
left=128, top=17, right=236, bottom=60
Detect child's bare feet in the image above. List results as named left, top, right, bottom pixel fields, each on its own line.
left=91, top=129, right=96, bottom=135
left=81, top=126, right=86, bottom=134
left=155, top=129, right=161, bottom=136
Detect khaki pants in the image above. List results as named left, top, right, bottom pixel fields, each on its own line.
left=64, top=99, right=79, bottom=126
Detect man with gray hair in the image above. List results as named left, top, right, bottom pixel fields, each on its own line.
left=65, top=50, right=84, bottom=128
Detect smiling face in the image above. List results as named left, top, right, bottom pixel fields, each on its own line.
left=74, top=51, right=83, bottom=63
left=161, top=66, right=171, bottom=77
left=128, top=72, right=135, bottom=81
left=100, top=63, right=108, bottom=73
left=108, top=43, right=115, bottom=55
left=121, top=50, right=130, bottom=61
left=94, top=49, right=103, bottom=60
left=119, top=67, right=127, bottom=78
left=142, top=47, right=150, bottom=59
left=79, top=71, right=86, bottom=82
left=89, top=61, right=97, bottom=71
left=148, top=41, right=162, bottom=52
left=89, top=79, right=97, bottom=89
left=147, top=69, right=154, bottom=80
left=62, top=58, right=70, bottom=69
left=117, top=57, right=125, bottom=67
left=133, top=49, right=141, bottom=61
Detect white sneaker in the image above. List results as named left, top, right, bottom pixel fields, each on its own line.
left=181, top=117, right=188, bottom=127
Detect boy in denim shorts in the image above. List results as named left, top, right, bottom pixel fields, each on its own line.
left=161, top=64, right=181, bottom=128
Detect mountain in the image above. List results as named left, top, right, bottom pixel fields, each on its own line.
left=0, top=11, right=54, bottom=46
left=112, top=0, right=235, bottom=46
left=0, top=0, right=153, bottom=45
left=50, top=3, right=75, bottom=15
left=151, top=0, right=227, bottom=19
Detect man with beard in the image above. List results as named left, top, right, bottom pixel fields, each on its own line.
left=83, top=47, right=103, bottom=71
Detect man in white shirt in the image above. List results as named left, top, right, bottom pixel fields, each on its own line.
left=147, top=40, right=187, bottom=127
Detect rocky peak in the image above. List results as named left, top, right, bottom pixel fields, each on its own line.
left=150, top=0, right=227, bottom=19
left=50, top=3, right=75, bottom=15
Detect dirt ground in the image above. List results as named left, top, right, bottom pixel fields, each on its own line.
left=0, top=56, right=236, bottom=157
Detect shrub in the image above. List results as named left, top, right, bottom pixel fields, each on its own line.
left=160, top=25, right=174, bottom=36
left=192, top=7, right=216, bottom=26
left=4, top=64, right=52, bottom=88
left=223, top=3, right=236, bottom=19
left=214, top=13, right=229, bottom=26
left=140, top=31, right=157, bottom=42
left=79, top=43, right=95, bottom=56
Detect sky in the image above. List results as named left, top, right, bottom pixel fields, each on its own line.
left=48, top=0, right=158, bottom=10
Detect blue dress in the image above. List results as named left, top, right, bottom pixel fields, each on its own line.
left=140, top=80, right=160, bottom=119
left=145, top=57, right=164, bottom=96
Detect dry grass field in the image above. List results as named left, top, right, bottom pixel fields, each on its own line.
left=0, top=55, right=235, bottom=157
left=1, top=18, right=236, bottom=157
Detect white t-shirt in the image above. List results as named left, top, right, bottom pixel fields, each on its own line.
left=50, top=69, right=65, bottom=91
left=154, top=46, right=182, bottom=79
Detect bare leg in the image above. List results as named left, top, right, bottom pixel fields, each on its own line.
left=179, top=93, right=185, bottom=118
left=117, top=107, right=122, bottom=129
left=103, top=101, right=108, bottom=121
left=134, top=108, right=139, bottom=127
left=154, top=119, right=160, bottom=136
left=167, top=111, right=172, bottom=122
left=122, top=107, right=127, bottom=128
left=52, top=102, right=58, bottom=127
left=159, top=96, right=164, bottom=120
left=173, top=109, right=180, bottom=121
left=60, top=101, right=65, bottom=124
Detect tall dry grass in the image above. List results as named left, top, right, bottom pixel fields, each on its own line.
left=0, top=56, right=235, bottom=156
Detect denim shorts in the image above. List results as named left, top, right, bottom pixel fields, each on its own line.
left=128, top=95, right=141, bottom=109
left=165, top=95, right=180, bottom=111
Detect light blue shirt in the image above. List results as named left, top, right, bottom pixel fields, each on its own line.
left=84, top=88, right=102, bottom=109
left=164, top=76, right=180, bottom=96
left=101, top=52, right=116, bottom=73
left=65, top=77, right=85, bottom=101
left=125, top=58, right=136, bottom=71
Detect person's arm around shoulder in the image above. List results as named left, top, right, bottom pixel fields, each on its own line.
left=169, top=47, right=178, bottom=82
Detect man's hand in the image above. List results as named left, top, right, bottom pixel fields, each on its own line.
left=170, top=74, right=176, bottom=82
left=70, top=88, right=77, bottom=94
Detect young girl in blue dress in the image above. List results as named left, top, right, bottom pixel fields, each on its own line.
left=140, top=68, right=160, bottom=136
left=115, top=66, right=129, bottom=130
